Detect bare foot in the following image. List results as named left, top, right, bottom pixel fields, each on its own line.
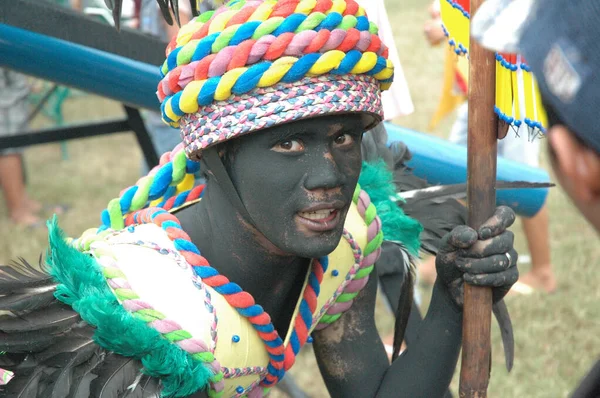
left=518, top=268, right=557, bottom=293
left=10, top=210, right=42, bottom=228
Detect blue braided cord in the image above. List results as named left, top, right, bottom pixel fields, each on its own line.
left=186, top=159, right=201, bottom=173
left=269, top=353, right=284, bottom=363
left=173, top=191, right=193, bottom=207
left=149, top=162, right=174, bottom=200
left=281, top=54, right=319, bottom=83
left=170, top=92, right=185, bottom=118
left=355, top=16, right=369, bottom=31
left=232, top=62, right=272, bottom=94
left=366, top=56, right=387, bottom=76
left=264, top=338, right=284, bottom=348
left=160, top=219, right=182, bottom=230
left=308, top=274, right=320, bottom=297
left=161, top=101, right=174, bottom=124
left=119, top=186, right=138, bottom=213
left=217, top=283, right=243, bottom=294
left=237, top=304, right=264, bottom=317
left=230, top=21, right=261, bottom=46
left=298, top=300, right=312, bottom=328
left=156, top=185, right=178, bottom=208
left=289, top=331, right=300, bottom=354
left=174, top=239, right=202, bottom=256
left=253, top=323, right=275, bottom=333
left=316, top=12, right=343, bottom=31
left=198, top=77, right=220, bottom=106
left=194, top=266, right=219, bottom=278
left=273, top=13, right=306, bottom=36
left=167, top=47, right=182, bottom=71
left=192, top=33, right=219, bottom=62
left=319, top=256, right=329, bottom=271
left=101, top=209, right=111, bottom=227
left=332, top=50, right=361, bottom=74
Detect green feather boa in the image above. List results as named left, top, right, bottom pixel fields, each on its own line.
left=359, top=160, right=423, bottom=257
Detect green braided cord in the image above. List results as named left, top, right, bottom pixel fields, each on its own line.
left=172, top=151, right=188, bottom=182
left=364, top=230, right=384, bottom=256
left=164, top=330, right=194, bottom=343
left=213, top=25, right=239, bottom=52
left=296, top=13, right=325, bottom=32
left=352, top=184, right=361, bottom=203
left=338, top=15, right=357, bottom=30
left=132, top=177, right=153, bottom=210
left=108, top=199, right=125, bottom=230
left=368, top=22, right=378, bottom=34
left=355, top=265, right=374, bottom=280
left=193, top=352, right=217, bottom=362
left=104, top=148, right=192, bottom=231
left=197, top=10, right=214, bottom=23
left=101, top=267, right=126, bottom=280
left=363, top=202, right=378, bottom=225
left=252, top=17, right=283, bottom=39
left=319, top=313, right=342, bottom=324
left=113, top=288, right=139, bottom=301
left=134, top=308, right=167, bottom=323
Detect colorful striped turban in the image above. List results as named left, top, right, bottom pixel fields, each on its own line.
left=157, top=0, right=395, bottom=159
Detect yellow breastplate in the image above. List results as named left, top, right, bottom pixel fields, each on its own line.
left=73, top=198, right=377, bottom=398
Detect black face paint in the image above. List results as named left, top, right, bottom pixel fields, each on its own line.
left=219, top=114, right=365, bottom=258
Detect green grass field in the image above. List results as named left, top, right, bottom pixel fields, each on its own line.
left=1, top=1, right=599, bottom=397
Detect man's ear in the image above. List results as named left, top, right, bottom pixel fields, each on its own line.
left=549, top=125, right=600, bottom=202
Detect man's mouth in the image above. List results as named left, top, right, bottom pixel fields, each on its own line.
left=296, top=202, right=345, bottom=232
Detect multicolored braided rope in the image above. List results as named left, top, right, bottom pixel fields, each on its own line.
left=100, top=144, right=202, bottom=231
left=314, top=184, right=381, bottom=329
left=90, top=243, right=225, bottom=397
left=155, top=0, right=395, bottom=157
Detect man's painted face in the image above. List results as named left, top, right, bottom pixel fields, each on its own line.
left=223, top=114, right=366, bottom=258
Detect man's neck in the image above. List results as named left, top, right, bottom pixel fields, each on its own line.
left=177, top=183, right=310, bottom=331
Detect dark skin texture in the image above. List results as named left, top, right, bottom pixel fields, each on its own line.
left=176, top=115, right=518, bottom=397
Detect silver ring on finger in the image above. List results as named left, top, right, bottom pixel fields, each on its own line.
left=505, top=252, right=512, bottom=265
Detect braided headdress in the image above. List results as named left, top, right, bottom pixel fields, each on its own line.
left=157, top=0, right=395, bottom=159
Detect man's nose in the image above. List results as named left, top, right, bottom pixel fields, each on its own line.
left=303, top=152, right=345, bottom=191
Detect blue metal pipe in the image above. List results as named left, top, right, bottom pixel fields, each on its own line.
left=0, top=24, right=551, bottom=216
left=385, top=122, right=551, bottom=217
left=0, top=23, right=161, bottom=111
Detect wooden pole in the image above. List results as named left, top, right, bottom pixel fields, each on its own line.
left=459, top=0, right=498, bottom=396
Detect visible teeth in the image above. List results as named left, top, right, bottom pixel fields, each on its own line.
left=299, top=209, right=334, bottom=220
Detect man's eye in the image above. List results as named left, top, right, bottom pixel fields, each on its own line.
left=272, top=140, right=305, bottom=153
left=334, top=133, right=355, bottom=146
